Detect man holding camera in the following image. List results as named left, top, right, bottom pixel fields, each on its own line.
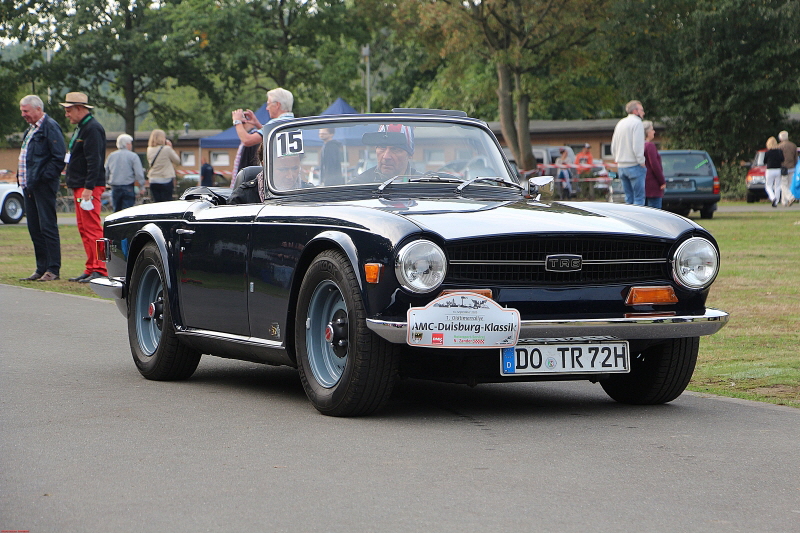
left=231, top=87, right=295, bottom=177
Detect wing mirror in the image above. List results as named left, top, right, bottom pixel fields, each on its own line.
left=528, top=175, right=554, bottom=201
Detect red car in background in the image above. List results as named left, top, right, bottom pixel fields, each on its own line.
left=745, top=150, right=767, bottom=203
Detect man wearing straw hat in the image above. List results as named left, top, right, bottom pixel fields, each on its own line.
left=61, top=91, right=108, bottom=282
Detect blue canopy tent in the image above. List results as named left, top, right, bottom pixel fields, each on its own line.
left=321, top=97, right=358, bottom=116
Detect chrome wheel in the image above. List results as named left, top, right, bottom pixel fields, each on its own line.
left=305, top=280, right=348, bottom=388
left=134, top=264, right=164, bottom=356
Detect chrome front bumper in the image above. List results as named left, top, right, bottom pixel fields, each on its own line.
left=366, top=308, right=729, bottom=344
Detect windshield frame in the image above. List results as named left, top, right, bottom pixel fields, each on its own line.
left=261, top=113, right=518, bottom=197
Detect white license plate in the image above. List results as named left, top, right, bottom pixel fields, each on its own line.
left=500, top=342, right=630, bottom=375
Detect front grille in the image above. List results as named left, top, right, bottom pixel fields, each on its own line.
left=445, top=237, right=671, bottom=285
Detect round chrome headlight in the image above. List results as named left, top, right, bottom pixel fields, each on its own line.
left=395, top=240, right=447, bottom=293
left=672, top=237, right=719, bottom=289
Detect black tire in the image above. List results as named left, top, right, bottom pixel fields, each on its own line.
left=295, top=249, right=400, bottom=416
left=1, top=193, right=24, bottom=224
left=746, top=191, right=757, bottom=203
left=600, top=337, right=699, bottom=404
left=699, top=204, right=715, bottom=219
left=674, top=207, right=691, bottom=217
left=128, top=242, right=201, bottom=380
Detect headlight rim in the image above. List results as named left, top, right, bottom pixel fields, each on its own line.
left=671, top=236, right=719, bottom=290
left=394, top=239, right=447, bottom=294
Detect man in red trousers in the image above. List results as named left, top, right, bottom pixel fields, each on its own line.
left=61, top=92, right=108, bottom=282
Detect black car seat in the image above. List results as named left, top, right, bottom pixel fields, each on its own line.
left=232, top=165, right=263, bottom=190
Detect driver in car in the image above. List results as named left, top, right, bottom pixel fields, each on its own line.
left=228, top=154, right=311, bottom=204
left=351, top=124, right=420, bottom=184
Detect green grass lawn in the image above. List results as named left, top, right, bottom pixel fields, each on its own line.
left=691, top=210, right=800, bottom=407
left=2, top=204, right=799, bottom=407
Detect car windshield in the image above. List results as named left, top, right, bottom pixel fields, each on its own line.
left=266, top=119, right=514, bottom=192
left=661, top=153, right=714, bottom=176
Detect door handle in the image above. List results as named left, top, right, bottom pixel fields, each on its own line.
left=176, top=229, right=195, bottom=235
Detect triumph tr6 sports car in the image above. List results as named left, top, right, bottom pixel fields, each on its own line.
left=91, top=109, right=728, bottom=416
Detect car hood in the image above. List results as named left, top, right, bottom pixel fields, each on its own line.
left=340, top=197, right=699, bottom=241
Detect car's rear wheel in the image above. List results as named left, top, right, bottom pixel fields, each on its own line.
left=700, top=203, right=715, bottom=219
left=600, top=337, right=699, bottom=404
left=128, top=242, right=201, bottom=380
left=295, top=249, right=399, bottom=416
left=1, top=193, right=24, bottom=224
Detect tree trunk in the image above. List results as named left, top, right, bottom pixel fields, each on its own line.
left=123, top=72, right=136, bottom=137
left=496, top=63, right=520, bottom=167
left=514, top=72, right=533, bottom=171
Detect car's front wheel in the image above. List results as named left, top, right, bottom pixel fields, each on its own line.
left=1, top=193, right=24, bottom=224
left=127, top=242, right=201, bottom=380
left=600, top=337, right=699, bottom=404
left=295, top=250, right=399, bottom=416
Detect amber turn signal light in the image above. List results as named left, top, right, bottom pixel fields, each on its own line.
left=625, top=286, right=679, bottom=305
left=439, top=288, right=493, bottom=299
left=364, top=263, right=383, bottom=284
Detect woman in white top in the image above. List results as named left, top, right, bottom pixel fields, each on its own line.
left=146, top=129, right=180, bottom=202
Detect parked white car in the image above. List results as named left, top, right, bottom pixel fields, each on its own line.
left=0, top=182, right=25, bottom=224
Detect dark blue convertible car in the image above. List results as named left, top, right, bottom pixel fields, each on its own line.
left=91, top=110, right=728, bottom=416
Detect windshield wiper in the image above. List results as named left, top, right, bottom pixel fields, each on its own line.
left=455, top=176, right=524, bottom=192
left=377, top=172, right=464, bottom=192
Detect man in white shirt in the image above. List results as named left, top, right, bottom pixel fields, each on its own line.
left=611, top=100, right=647, bottom=205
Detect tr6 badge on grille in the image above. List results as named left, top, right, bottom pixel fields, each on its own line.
left=545, top=254, right=583, bottom=272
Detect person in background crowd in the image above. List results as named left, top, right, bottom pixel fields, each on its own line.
left=574, top=143, right=595, bottom=199
left=575, top=143, right=593, bottom=165
left=200, top=158, right=214, bottom=187
left=642, top=121, right=665, bottom=209
left=319, top=127, right=344, bottom=185
left=555, top=148, right=573, bottom=200
left=231, top=87, right=295, bottom=177
left=17, top=95, right=66, bottom=282
left=61, top=91, right=108, bottom=282
left=146, top=129, right=180, bottom=202
left=105, top=133, right=144, bottom=212
left=764, top=136, right=784, bottom=208
left=611, top=100, right=647, bottom=205
left=777, top=130, right=797, bottom=206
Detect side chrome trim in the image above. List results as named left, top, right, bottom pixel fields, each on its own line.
left=366, top=308, right=729, bottom=344
left=175, top=328, right=284, bottom=348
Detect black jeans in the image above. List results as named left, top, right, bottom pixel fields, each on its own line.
left=23, top=181, right=61, bottom=276
left=149, top=181, right=174, bottom=202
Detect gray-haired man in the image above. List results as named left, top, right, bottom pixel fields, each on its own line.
left=17, top=95, right=66, bottom=282
left=105, top=133, right=144, bottom=212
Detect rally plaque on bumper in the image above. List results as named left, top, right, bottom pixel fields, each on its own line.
left=501, top=341, right=630, bottom=375
left=407, top=292, right=520, bottom=348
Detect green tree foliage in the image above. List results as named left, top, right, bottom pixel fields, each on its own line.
left=393, top=0, right=611, bottom=170
left=608, top=0, right=800, bottom=162
left=173, top=0, right=368, bottom=117
left=1, top=0, right=215, bottom=135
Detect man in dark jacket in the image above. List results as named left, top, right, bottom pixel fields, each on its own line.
left=61, top=92, right=108, bottom=282
left=17, top=95, right=66, bottom=282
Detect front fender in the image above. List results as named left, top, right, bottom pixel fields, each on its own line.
left=127, top=223, right=183, bottom=328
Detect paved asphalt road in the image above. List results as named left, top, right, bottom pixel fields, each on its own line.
left=1, top=284, right=799, bottom=533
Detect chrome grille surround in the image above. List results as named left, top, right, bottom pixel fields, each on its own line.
left=445, top=237, right=671, bottom=285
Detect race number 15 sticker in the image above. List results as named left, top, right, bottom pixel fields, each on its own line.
left=276, top=130, right=304, bottom=157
